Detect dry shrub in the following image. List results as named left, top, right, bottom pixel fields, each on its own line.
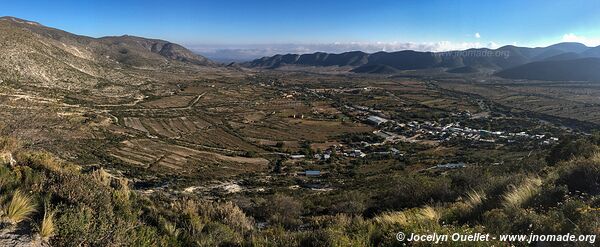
left=91, top=168, right=111, bottom=187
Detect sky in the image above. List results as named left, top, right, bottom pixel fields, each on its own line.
left=2, top=0, right=600, bottom=61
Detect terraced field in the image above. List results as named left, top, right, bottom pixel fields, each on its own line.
left=123, top=116, right=211, bottom=137
left=235, top=118, right=372, bottom=142
left=109, top=139, right=269, bottom=177
left=141, top=95, right=198, bottom=108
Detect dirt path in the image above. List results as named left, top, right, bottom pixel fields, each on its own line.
left=96, top=95, right=147, bottom=107
left=111, top=92, right=207, bottom=112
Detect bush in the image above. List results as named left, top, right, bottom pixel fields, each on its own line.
left=546, top=138, right=596, bottom=165
left=557, top=159, right=600, bottom=194
left=379, top=175, right=455, bottom=212
left=265, top=194, right=303, bottom=229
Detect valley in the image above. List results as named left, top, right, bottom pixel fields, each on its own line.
left=2, top=15, right=600, bottom=246
left=2, top=66, right=591, bottom=199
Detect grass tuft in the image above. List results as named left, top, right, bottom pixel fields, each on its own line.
left=374, top=206, right=440, bottom=227
left=464, top=190, right=486, bottom=209
left=39, top=202, right=56, bottom=241
left=503, top=177, right=542, bottom=209
left=2, top=190, right=37, bottom=225
left=91, top=168, right=111, bottom=187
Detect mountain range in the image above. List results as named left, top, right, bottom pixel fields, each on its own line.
left=2, top=16, right=600, bottom=83
left=242, top=42, right=600, bottom=81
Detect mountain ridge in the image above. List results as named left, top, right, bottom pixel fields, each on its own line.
left=241, top=42, right=600, bottom=77
left=0, top=16, right=215, bottom=88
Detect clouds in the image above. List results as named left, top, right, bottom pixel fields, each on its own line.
left=475, top=32, right=481, bottom=39
left=190, top=41, right=502, bottom=62
left=562, top=33, right=600, bottom=46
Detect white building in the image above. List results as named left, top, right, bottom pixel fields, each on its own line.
left=367, top=116, right=389, bottom=126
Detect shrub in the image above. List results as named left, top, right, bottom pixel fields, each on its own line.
left=557, top=159, right=600, bottom=194
left=546, top=138, right=596, bottom=165
left=379, top=175, right=455, bottom=212
left=266, top=194, right=303, bottom=229
left=329, top=191, right=367, bottom=215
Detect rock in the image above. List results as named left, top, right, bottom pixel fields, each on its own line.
left=0, top=153, right=16, bottom=166
left=0, top=228, right=43, bottom=247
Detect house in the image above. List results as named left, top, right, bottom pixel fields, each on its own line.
left=367, top=116, right=389, bottom=126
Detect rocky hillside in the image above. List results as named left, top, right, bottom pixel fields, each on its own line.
left=97, top=35, right=214, bottom=67
left=0, top=16, right=214, bottom=89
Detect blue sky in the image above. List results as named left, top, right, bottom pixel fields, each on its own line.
left=2, top=0, right=600, bottom=59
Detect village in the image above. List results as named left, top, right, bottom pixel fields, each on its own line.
left=277, top=99, right=561, bottom=184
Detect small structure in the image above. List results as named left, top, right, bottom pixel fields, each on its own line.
left=313, top=153, right=331, bottom=160
left=305, top=170, right=321, bottom=177
left=367, top=116, right=389, bottom=126
left=436, top=162, right=466, bottom=169
left=290, top=154, right=306, bottom=159
left=345, top=149, right=366, bottom=158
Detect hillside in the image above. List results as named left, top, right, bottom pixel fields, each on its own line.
left=495, top=57, right=600, bottom=81
left=0, top=16, right=214, bottom=90
left=98, top=35, right=214, bottom=67
left=446, top=66, right=480, bottom=73
left=583, top=46, right=600, bottom=58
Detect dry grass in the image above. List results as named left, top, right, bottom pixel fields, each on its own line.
left=503, top=178, right=542, bottom=209
left=162, top=219, right=181, bottom=237
left=589, top=151, right=600, bottom=163
left=39, top=203, right=56, bottom=241
left=464, top=190, right=486, bottom=209
left=375, top=206, right=440, bottom=227
left=113, top=178, right=131, bottom=202
left=91, top=168, right=112, bottom=187
left=213, top=201, right=254, bottom=232
left=0, top=137, right=20, bottom=166
left=0, top=137, right=20, bottom=153
left=175, top=200, right=253, bottom=233
left=419, top=206, right=441, bottom=222
left=2, top=190, right=37, bottom=225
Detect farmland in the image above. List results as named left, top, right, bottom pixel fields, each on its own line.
left=4, top=66, right=600, bottom=246
left=3, top=70, right=595, bottom=193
